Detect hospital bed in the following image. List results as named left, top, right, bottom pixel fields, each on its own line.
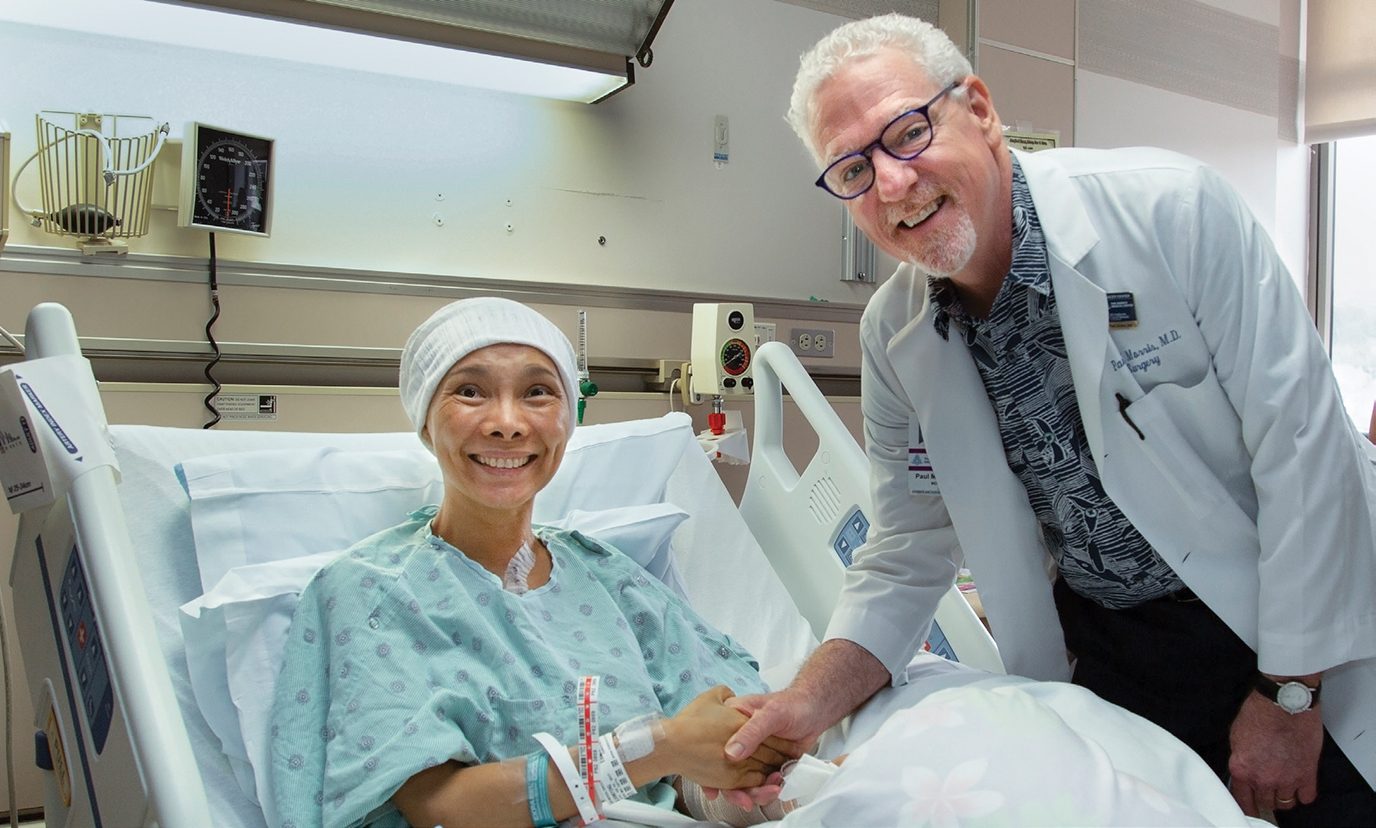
left=3, top=302, right=1255, bottom=827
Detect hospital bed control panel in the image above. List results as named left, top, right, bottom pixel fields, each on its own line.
left=832, top=506, right=869, bottom=567
left=829, top=505, right=958, bottom=661
left=58, top=547, right=116, bottom=754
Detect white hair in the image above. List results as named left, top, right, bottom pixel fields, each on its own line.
left=787, top=13, right=973, bottom=163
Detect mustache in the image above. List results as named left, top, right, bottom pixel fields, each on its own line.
left=882, top=190, right=945, bottom=225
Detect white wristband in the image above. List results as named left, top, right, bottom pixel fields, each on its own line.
left=533, top=732, right=599, bottom=825
left=595, top=732, right=638, bottom=804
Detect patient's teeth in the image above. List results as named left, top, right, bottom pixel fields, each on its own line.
left=475, top=456, right=531, bottom=469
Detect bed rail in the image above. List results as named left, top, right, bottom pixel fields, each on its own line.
left=739, top=341, right=1002, bottom=674
left=17, top=303, right=212, bottom=826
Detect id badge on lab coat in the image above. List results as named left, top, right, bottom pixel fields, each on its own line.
left=908, top=419, right=939, bottom=495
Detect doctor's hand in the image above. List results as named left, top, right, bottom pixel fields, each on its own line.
left=690, top=687, right=827, bottom=809
left=1227, top=687, right=1324, bottom=816
left=663, top=686, right=799, bottom=791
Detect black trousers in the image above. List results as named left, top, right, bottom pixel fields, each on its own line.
left=1052, top=577, right=1376, bottom=827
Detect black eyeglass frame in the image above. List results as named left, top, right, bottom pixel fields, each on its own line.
left=814, top=81, right=962, bottom=200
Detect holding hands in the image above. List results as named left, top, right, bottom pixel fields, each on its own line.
left=661, top=686, right=802, bottom=790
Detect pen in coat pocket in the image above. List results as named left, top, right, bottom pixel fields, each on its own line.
left=1115, top=392, right=1145, bottom=440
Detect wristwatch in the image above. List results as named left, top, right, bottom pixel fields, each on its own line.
left=1253, top=673, right=1321, bottom=714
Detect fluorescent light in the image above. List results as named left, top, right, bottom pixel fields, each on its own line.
left=0, top=0, right=631, bottom=103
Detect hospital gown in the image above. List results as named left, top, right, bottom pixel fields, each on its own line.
left=268, top=506, right=767, bottom=828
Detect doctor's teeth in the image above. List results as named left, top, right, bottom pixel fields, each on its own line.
left=476, top=456, right=530, bottom=469
left=902, top=198, right=942, bottom=228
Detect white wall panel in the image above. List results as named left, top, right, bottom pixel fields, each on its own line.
left=1075, top=71, right=1281, bottom=239
left=0, top=0, right=864, bottom=304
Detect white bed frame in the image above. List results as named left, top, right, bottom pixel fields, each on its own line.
left=9, top=304, right=211, bottom=826
left=743, top=342, right=1002, bottom=675
left=4, top=303, right=999, bottom=827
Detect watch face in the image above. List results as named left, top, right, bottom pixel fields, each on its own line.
left=1276, top=682, right=1312, bottom=713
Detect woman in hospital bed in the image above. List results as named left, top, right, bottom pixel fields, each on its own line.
left=268, top=297, right=1257, bottom=828
left=268, top=297, right=799, bottom=828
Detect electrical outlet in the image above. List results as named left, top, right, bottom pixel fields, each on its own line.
left=788, top=327, right=835, bottom=358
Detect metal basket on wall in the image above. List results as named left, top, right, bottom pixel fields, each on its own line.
left=31, top=111, right=168, bottom=253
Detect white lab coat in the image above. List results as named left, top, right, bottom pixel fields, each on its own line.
left=830, top=146, right=1376, bottom=785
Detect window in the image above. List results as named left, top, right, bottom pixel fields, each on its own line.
left=1329, top=136, right=1376, bottom=431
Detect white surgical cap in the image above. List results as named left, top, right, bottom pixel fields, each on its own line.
left=399, top=297, right=578, bottom=445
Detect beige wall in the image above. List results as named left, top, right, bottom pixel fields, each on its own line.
left=977, top=0, right=1076, bottom=146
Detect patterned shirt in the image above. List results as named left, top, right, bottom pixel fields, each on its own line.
left=268, top=507, right=767, bottom=828
left=929, top=157, right=1183, bottom=609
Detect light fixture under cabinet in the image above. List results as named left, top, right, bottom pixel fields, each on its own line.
left=154, top=0, right=675, bottom=103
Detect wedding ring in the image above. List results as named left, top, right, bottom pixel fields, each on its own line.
left=1277, top=796, right=1296, bottom=805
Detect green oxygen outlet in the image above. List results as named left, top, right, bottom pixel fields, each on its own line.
left=577, top=379, right=599, bottom=424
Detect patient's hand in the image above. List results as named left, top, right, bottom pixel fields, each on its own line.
left=664, top=686, right=798, bottom=790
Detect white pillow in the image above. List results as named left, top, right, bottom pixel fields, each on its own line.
left=544, top=503, right=692, bottom=598
left=180, top=551, right=341, bottom=803
left=181, top=502, right=692, bottom=806
left=179, top=413, right=697, bottom=593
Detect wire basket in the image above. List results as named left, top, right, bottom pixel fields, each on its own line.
left=33, top=111, right=163, bottom=241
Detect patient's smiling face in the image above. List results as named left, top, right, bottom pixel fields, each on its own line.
left=424, top=344, right=570, bottom=519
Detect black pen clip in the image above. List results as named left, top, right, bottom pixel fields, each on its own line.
left=1116, top=393, right=1145, bottom=440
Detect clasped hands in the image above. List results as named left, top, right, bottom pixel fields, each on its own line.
left=667, top=686, right=827, bottom=809
left=664, top=686, right=808, bottom=800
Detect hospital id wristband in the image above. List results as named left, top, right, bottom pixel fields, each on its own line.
left=594, top=732, right=637, bottom=804
left=525, top=751, right=557, bottom=828
left=533, top=732, right=600, bottom=826
left=576, top=676, right=601, bottom=820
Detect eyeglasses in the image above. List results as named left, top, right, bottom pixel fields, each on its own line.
left=815, top=81, right=960, bottom=200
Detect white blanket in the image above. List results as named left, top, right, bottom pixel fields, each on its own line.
left=791, top=659, right=1259, bottom=827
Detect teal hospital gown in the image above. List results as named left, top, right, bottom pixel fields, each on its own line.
left=268, top=506, right=768, bottom=828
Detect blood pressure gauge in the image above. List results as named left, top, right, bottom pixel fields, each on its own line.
left=178, top=123, right=274, bottom=236
left=690, top=303, right=756, bottom=397
left=720, top=338, right=751, bottom=376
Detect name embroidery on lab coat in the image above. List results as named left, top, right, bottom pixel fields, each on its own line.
left=908, top=419, right=939, bottom=495
left=1110, top=329, right=1181, bottom=375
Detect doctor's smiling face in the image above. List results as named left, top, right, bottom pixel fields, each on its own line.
left=811, top=49, right=1012, bottom=287
left=424, top=344, right=570, bottom=520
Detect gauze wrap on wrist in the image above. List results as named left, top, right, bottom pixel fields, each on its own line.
left=778, top=754, right=838, bottom=805
left=611, top=713, right=665, bottom=762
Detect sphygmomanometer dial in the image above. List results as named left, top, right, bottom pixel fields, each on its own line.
left=720, top=338, right=751, bottom=376
left=180, top=123, right=274, bottom=236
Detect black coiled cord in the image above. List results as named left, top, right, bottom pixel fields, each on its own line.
left=202, top=232, right=222, bottom=428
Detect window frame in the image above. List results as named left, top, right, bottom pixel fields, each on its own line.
left=1309, top=142, right=1336, bottom=349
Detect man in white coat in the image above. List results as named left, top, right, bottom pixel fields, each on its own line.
left=724, top=13, right=1376, bottom=825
